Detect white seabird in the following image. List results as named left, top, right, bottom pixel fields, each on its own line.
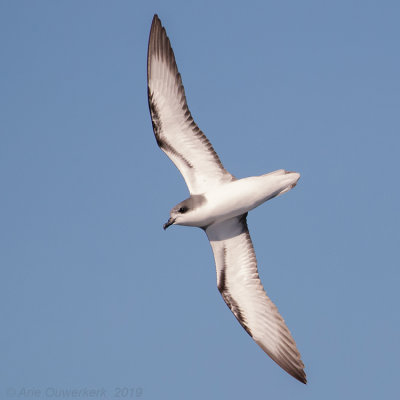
left=147, top=14, right=306, bottom=384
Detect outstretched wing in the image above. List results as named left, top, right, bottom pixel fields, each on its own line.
left=147, top=15, right=234, bottom=195
left=206, top=215, right=306, bottom=383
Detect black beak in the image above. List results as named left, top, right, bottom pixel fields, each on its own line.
left=163, top=217, right=175, bottom=230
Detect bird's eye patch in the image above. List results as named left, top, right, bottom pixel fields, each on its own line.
left=178, top=206, right=188, bottom=213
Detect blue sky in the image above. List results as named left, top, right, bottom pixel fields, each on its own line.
left=1, top=1, right=399, bottom=399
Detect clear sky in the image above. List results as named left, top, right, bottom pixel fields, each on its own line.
left=1, top=1, right=399, bottom=399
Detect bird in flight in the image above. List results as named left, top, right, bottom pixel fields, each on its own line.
left=147, top=14, right=306, bottom=384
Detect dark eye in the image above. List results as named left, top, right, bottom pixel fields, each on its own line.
left=178, top=206, right=188, bottom=213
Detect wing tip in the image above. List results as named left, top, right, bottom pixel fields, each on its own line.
left=278, top=352, right=307, bottom=384
left=151, top=14, right=161, bottom=30
left=273, top=350, right=307, bottom=384
left=148, top=14, right=177, bottom=82
left=292, top=368, right=307, bottom=384
left=276, top=347, right=307, bottom=384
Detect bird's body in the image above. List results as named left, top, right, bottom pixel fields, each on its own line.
left=172, top=170, right=300, bottom=228
left=147, top=14, right=307, bottom=383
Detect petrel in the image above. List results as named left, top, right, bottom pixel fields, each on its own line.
left=147, top=14, right=306, bottom=384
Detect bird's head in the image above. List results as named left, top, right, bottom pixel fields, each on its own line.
left=163, top=195, right=206, bottom=230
